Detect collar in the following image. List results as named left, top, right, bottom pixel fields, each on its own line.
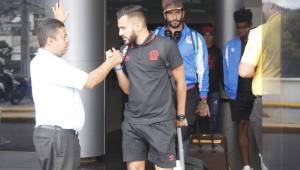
left=130, top=32, right=155, bottom=48
left=142, top=32, right=155, bottom=45
left=37, top=48, right=58, bottom=58
left=266, top=12, right=281, bottom=23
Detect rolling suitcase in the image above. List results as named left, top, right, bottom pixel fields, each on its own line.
left=189, top=118, right=230, bottom=170
left=176, top=127, right=208, bottom=170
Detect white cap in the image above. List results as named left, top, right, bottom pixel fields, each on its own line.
left=262, top=0, right=300, bottom=10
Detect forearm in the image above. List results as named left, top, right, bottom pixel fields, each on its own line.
left=172, top=65, right=186, bottom=115
left=115, top=70, right=130, bottom=94
left=176, top=80, right=186, bottom=115
left=84, top=60, right=114, bottom=89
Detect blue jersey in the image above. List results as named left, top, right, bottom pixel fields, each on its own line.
left=154, top=24, right=209, bottom=98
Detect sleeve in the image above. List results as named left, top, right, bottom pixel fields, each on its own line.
left=241, top=26, right=263, bottom=66
left=45, top=59, right=88, bottom=90
left=223, top=43, right=230, bottom=95
left=167, top=41, right=183, bottom=70
left=195, top=33, right=209, bottom=98
left=153, top=26, right=162, bottom=36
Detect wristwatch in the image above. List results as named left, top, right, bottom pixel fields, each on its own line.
left=176, top=114, right=186, bottom=121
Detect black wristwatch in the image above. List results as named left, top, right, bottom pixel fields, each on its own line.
left=176, top=114, right=186, bottom=121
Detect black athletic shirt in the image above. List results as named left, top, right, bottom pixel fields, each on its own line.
left=123, top=34, right=183, bottom=124
left=237, top=40, right=254, bottom=96
left=208, top=46, right=223, bottom=93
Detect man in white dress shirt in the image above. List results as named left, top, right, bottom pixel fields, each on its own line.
left=31, top=3, right=122, bottom=170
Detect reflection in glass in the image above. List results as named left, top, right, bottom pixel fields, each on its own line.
left=262, top=2, right=300, bottom=170
left=0, top=0, right=52, bottom=106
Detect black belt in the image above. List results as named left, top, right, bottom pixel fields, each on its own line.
left=37, top=125, right=78, bottom=136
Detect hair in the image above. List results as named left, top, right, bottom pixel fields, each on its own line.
left=233, top=8, right=253, bottom=23
left=116, top=5, right=146, bottom=24
left=162, top=0, right=183, bottom=10
left=36, top=18, right=65, bottom=47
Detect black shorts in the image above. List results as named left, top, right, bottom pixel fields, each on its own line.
left=122, top=120, right=176, bottom=168
left=230, top=92, right=255, bottom=122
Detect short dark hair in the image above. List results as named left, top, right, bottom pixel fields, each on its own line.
left=116, top=5, right=146, bottom=23
left=36, top=18, right=65, bottom=47
left=234, top=8, right=253, bottom=23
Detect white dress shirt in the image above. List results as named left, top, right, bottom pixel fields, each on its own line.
left=30, top=48, right=88, bottom=131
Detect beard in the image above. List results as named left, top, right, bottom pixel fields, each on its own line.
left=122, top=31, right=137, bottom=45
left=166, top=17, right=183, bottom=29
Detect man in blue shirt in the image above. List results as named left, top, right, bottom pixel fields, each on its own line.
left=154, top=0, right=210, bottom=158
left=223, top=8, right=255, bottom=170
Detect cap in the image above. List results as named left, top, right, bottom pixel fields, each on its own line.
left=162, top=0, right=184, bottom=13
left=201, top=25, right=214, bottom=34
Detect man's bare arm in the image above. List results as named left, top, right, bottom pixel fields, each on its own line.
left=84, top=50, right=123, bottom=89
left=172, top=65, right=187, bottom=126
left=239, top=62, right=256, bottom=78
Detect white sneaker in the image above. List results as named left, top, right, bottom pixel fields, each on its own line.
left=242, top=165, right=253, bottom=170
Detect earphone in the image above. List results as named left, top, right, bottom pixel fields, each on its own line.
left=164, top=29, right=182, bottom=42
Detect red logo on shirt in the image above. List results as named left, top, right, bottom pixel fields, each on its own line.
left=168, top=154, right=175, bottom=161
left=148, top=50, right=159, bottom=61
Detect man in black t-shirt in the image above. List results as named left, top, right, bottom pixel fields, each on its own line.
left=107, top=5, right=187, bottom=170
left=201, top=25, right=223, bottom=133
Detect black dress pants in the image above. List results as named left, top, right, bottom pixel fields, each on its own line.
left=33, top=126, right=80, bottom=170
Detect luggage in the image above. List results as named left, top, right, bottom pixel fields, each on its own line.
left=176, top=127, right=208, bottom=170
left=185, top=156, right=208, bottom=170
left=189, top=133, right=230, bottom=170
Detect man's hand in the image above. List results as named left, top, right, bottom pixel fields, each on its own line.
left=52, top=2, right=70, bottom=23
left=105, top=48, right=123, bottom=66
left=195, top=100, right=210, bottom=117
left=176, top=119, right=188, bottom=127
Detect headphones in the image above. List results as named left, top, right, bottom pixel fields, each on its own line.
left=164, top=29, right=182, bottom=42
